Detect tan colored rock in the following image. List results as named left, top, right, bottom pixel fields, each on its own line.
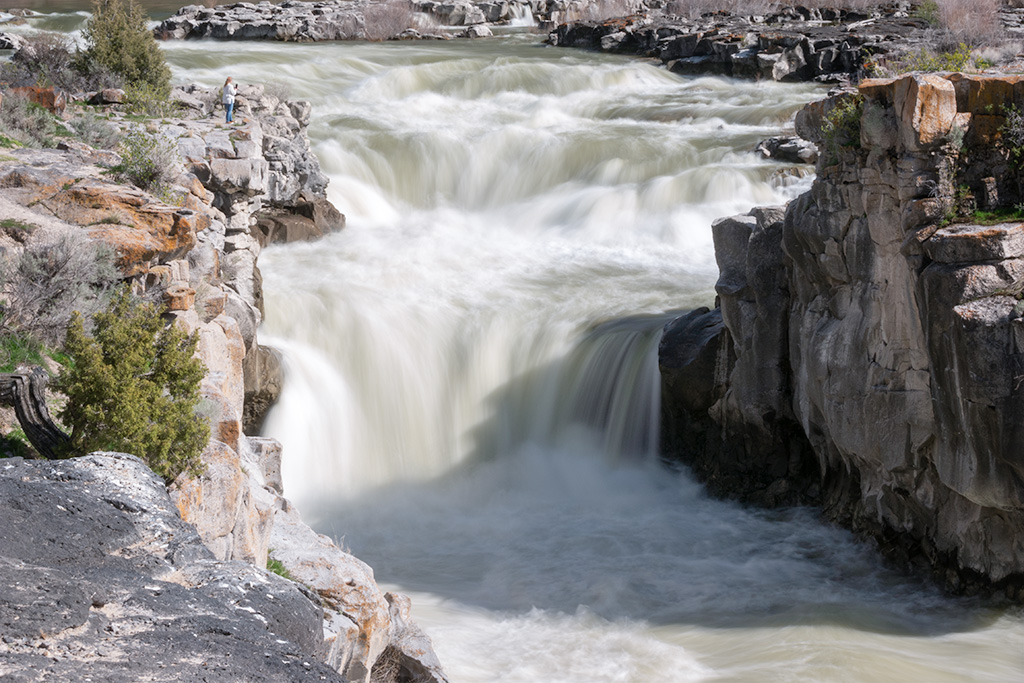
left=165, top=283, right=197, bottom=311
left=170, top=440, right=247, bottom=560
left=955, top=74, right=1024, bottom=115
left=0, top=176, right=201, bottom=275
left=271, top=504, right=393, bottom=683
left=858, top=76, right=897, bottom=104
left=893, top=73, right=956, bottom=152
left=10, top=86, right=66, bottom=115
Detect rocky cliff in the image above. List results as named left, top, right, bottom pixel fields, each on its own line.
left=661, top=72, right=1024, bottom=598
left=0, top=83, right=445, bottom=682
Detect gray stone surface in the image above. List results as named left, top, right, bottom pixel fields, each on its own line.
left=550, top=3, right=937, bottom=83
left=0, top=453, right=342, bottom=682
left=660, top=74, right=1024, bottom=598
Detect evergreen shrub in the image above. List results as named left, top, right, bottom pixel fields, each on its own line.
left=79, top=0, right=172, bottom=97
left=56, top=288, right=209, bottom=481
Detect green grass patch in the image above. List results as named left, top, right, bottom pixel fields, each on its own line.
left=0, top=219, right=35, bottom=233
left=960, top=207, right=1024, bottom=226
left=88, top=215, right=124, bottom=226
left=0, top=134, right=21, bottom=149
left=267, top=554, right=293, bottom=580
left=0, top=427, right=34, bottom=459
left=0, top=332, right=47, bottom=373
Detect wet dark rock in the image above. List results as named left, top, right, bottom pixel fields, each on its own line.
left=0, top=453, right=342, bottom=682
left=549, top=3, right=942, bottom=83
left=755, top=135, right=818, bottom=164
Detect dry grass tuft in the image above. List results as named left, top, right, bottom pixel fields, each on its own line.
left=935, top=0, right=1005, bottom=48
left=363, top=0, right=415, bottom=41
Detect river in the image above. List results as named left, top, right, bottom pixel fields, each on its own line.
left=8, top=7, right=1024, bottom=681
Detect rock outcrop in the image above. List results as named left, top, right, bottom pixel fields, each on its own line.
left=661, top=73, right=1024, bottom=598
left=549, top=3, right=939, bottom=83
left=156, top=0, right=542, bottom=41
left=0, top=453, right=342, bottom=682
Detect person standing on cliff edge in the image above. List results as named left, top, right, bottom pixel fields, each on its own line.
left=223, top=76, right=237, bottom=123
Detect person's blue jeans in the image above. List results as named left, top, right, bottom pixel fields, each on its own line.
left=225, top=101, right=234, bottom=123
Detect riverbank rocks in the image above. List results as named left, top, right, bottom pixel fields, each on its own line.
left=548, top=2, right=938, bottom=82
left=661, top=73, right=1024, bottom=598
left=0, top=453, right=342, bottom=681
left=156, top=0, right=556, bottom=41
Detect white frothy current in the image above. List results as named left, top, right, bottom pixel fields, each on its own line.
left=159, top=36, right=1024, bottom=682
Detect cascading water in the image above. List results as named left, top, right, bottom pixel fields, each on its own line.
left=225, top=39, right=1022, bottom=681
left=18, top=7, right=1022, bottom=677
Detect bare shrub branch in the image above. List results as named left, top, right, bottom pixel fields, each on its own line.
left=936, top=0, right=1005, bottom=47
left=1, top=232, right=119, bottom=348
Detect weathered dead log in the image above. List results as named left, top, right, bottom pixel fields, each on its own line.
left=0, top=368, right=72, bottom=459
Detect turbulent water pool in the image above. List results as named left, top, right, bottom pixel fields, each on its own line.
left=11, top=9, right=1024, bottom=680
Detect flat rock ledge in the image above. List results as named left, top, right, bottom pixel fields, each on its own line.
left=0, top=453, right=342, bottom=682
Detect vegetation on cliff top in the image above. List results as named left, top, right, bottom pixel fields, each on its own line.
left=56, top=287, right=208, bottom=481
left=0, top=0, right=171, bottom=149
left=81, top=0, right=172, bottom=98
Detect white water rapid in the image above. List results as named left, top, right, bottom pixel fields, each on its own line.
left=127, top=25, right=1024, bottom=683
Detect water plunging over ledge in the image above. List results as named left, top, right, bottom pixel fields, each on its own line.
left=158, top=35, right=1024, bottom=682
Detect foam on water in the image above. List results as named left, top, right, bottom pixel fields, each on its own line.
left=158, top=34, right=1024, bottom=683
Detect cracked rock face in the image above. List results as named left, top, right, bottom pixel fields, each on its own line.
left=660, top=73, right=1024, bottom=597
left=0, top=453, right=342, bottom=682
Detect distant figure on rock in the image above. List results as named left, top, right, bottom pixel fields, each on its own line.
left=223, top=76, right=237, bottom=123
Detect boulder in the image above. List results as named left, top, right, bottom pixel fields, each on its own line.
left=270, top=505, right=394, bottom=683
left=87, top=88, right=125, bottom=105
left=893, top=73, right=956, bottom=152
left=0, top=453, right=341, bottom=681
left=10, top=86, right=66, bottom=115
left=755, top=135, right=818, bottom=164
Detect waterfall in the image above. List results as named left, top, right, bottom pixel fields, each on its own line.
left=508, top=2, right=536, bottom=27
left=156, top=32, right=1024, bottom=683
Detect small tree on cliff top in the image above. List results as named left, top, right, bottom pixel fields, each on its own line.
left=80, top=0, right=171, bottom=96
left=56, top=288, right=208, bottom=481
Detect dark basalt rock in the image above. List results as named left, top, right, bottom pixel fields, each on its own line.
left=660, top=74, right=1024, bottom=600
left=0, top=453, right=343, bottom=682
left=549, top=3, right=933, bottom=83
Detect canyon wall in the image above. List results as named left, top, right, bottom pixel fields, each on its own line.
left=661, top=73, right=1024, bottom=598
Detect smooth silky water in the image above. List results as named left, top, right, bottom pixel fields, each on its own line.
left=14, top=9, right=1024, bottom=680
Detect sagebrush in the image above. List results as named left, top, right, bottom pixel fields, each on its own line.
left=0, top=92, right=62, bottom=148
left=0, top=32, right=117, bottom=93
left=820, top=93, right=863, bottom=163
left=111, top=128, right=178, bottom=191
left=56, top=287, right=208, bottom=481
left=0, top=232, right=119, bottom=348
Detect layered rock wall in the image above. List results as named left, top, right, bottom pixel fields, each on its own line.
left=661, top=73, right=1024, bottom=597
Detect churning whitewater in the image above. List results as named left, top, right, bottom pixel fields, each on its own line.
left=158, top=35, right=1024, bottom=682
